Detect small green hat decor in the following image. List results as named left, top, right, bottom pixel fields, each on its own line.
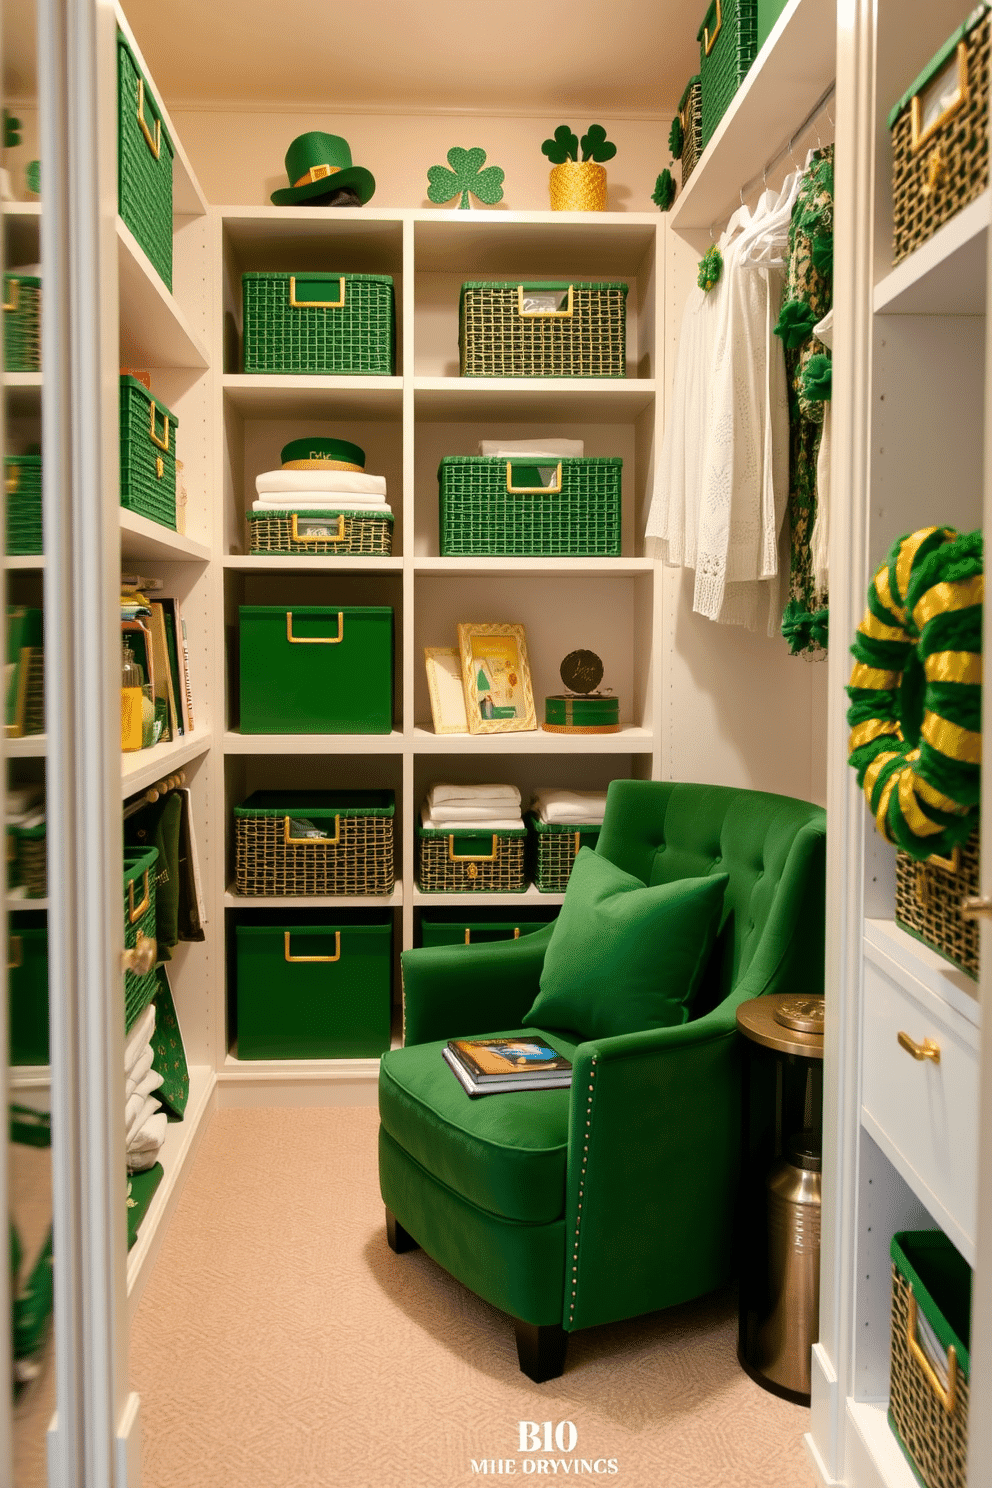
left=652, top=170, right=676, bottom=211
left=280, top=437, right=366, bottom=471
left=270, top=132, right=375, bottom=207
left=427, top=147, right=505, bottom=209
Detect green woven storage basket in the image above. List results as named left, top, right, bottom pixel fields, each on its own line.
left=417, top=824, right=527, bottom=894
left=13, top=823, right=46, bottom=898
left=527, top=815, right=602, bottom=894
left=120, top=375, right=178, bottom=529
left=234, top=790, right=395, bottom=897
left=3, top=276, right=41, bottom=372
left=678, top=76, right=703, bottom=184
left=459, top=281, right=628, bottom=378
left=124, top=845, right=159, bottom=1032
left=698, top=0, right=759, bottom=149
left=247, top=509, right=394, bottom=556
left=888, top=7, right=991, bottom=265
left=117, top=34, right=174, bottom=291
left=420, top=910, right=556, bottom=947
left=889, top=1231, right=971, bottom=1488
left=5, top=456, right=42, bottom=555
left=438, top=455, right=622, bottom=557
left=242, top=273, right=395, bottom=375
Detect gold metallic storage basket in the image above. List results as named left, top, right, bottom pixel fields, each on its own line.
left=417, top=825, right=527, bottom=894
left=459, top=281, right=628, bottom=378
left=234, top=791, right=395, bottom=897
left=889, top=1230, right=971, bottom=1488
left=678, top=76, right=703, bottom=184
left=889, top=6, right=991, bottom=265
left=894, top=829, right=979, bottom=980
left=247, top=510, right=393, bottom=557
left=528, top=817, right=602, bottom=894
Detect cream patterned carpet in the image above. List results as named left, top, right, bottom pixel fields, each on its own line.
left=130, top=1105, right=816, bottom=1488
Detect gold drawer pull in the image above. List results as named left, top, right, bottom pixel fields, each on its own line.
left=136, top=78, right=161, bottom=160
left=907, top=1287, right=959, bottom=1414
left=289, top=276, right=346, bottom=309
left=506, top=461, right=562, bottom=495
left=290, top=514, right=345, bottom=544
left=448, top=835, right=498, bottom=862
left=516, top=284, right=573, bottom=317
left=8, top=936, right=22, bottom=971
left=960, top=893, right=992, bottom=920
left=283, top=815, right=341, bottom=847
left=284, top=930, right=340, bottom=963
left=897, top=1031, right=941, bottom=1064
left=703, top=0, right=722, bottom=56
left=3, top=279, right=18, bottom=313
left=128, top=870, right=151, bottom=924
left=148, top=401, right=170, bottom=452
left=286, top=611, right=344, bottom=644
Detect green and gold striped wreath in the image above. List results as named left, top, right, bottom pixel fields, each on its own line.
left=847, top=525, right=983, bottom=861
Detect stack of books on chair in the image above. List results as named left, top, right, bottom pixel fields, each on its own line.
left=443, top=1037, right=572, bottom=1098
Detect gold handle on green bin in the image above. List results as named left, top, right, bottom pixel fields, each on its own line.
left=448, top=835, right=498, bottom=862
left=703, top=0, right=722, bottom=55
left=911, top=40, right=969, bottom=153
left=907, top=1287, right=959, bottom=1415
left=283, top=815, right=341, bottom=847
left=506, top=461, right=562, bottom=495
left=8, top=936, right=22, bottom=971
left=290, top=514, right=346, bottom=544
left=289, top=276, right=346, bottom=309
left=286, top=611, right=344, bottom=644
left=284, top=930, right=341, bottom=963
left=516, top=284, right=573, bottom=318
left=6, top=465, right=19, bottom=495
left=463, top=927, right=521, bottom=943
left=136, top=78, right=161, bottom=160
left=128, top=870, right=151, bottom=924
left=148, top=401, right=170, bottom=452
left=2, top=279, right=17, bottom=313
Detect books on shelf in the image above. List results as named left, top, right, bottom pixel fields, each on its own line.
left=443, top=1037, right=572, bottom=1097
left=5, top=607, right=43, bottom=739
left=120, top=574, right=196, bottom=740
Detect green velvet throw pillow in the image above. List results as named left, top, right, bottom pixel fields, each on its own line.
left=522, top=849, right=728, bottom=1041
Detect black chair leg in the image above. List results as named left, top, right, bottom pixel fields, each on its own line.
left=385, top=1208, right=419, bottom=1254
left=514, top=1319, right=568, bottom=1382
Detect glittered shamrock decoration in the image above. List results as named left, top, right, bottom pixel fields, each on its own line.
left=427, top=147, right=505, bottom=210
left=3, top=109, right=21, bottom=148
left=652, top=170, right=676, bottom=211
left=669, top=116, right=684, bottom=160
left=697, top=244, right=723, bottom=292
left=25, top=160, right=40, bottom=196
left=541, top=124, right=617, bottom=164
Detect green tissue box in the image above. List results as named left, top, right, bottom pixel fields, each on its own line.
left=238, top=605, right=393, bottom=734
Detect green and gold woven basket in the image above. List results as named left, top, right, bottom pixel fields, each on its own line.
left=124, top=846, right=159, bottom=1032
left=894, top=829, right=980, bottom=980
left=3, top=276, right=41, bottom=373
left=234, top=791, right=395, bottom=897
left=5, top=456, right=42, bottom=556
left=678, top=76, right=704, bottom=184
left=438, top=456, right=622, bottom=557
left=13, top=823, right=47, bottom=899
left=889, top=1231, right=971, bottom=1488
left=417, top=824, right=527, bottom=894
left=698, top=0, right=759, bottom=149
left=117, top=34, right=174, bottom=291
left=247, top=509, right=394, bottom=557
left=527, top=817, right=601, bottom=894
left=459, top=281, right=628, bottom=378
left=242, top=273, right=395, bottom=375
left=888, top=7, right=990, bottom=265
left=120, top=375, right=178, bottom=530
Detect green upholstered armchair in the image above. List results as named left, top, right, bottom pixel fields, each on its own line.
left=378, top=780, right=826, bottom=1381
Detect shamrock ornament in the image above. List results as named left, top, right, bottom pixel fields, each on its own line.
left=541, top=124, right=617, bottom=164
left=652, top=170, right=676, bottom=211
left=669, top=116, right=684, bottom=160
left=427, top=147, right=505, bottom=210
left=3, top=109, right=21, bottom=149
left=697, top=244, right=723, bottom=293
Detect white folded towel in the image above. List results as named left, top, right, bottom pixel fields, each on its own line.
left=530, top=788, right=608, bottom=825
left=428, top=802, right=523, bottom=824
left=126, top=1112, right=169, bottom=1171
left=256, top=469, right=387, bottom=497
left=126, top=1094, right=161, bottom=1143
left=124, top=1005, right=156, bottom=1074
left=479, top=439, right=584, bottom=458
left=421, top=805, right=522, bottom=832
left=132, top=1067, right=164, bottom=1100
left=429, top=783, right=521, bottom=807
left=252, top=488, right=389, bottom=506
left=125, top=1044, right=155, bottom=1096
left=251, top=499, right=393, bottom=516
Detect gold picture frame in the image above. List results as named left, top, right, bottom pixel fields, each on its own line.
left=457, top=622, right=537, bottom=735
left=424, top=646, right=469, bottom=734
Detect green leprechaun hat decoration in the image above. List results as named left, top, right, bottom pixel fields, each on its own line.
left=271, top=132, right=375, bottom=206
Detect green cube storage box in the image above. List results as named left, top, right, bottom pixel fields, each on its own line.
left=438, top=456, right=622, bottom=557
left=242, top=272, right=395, bottom=375
left=238, top=605, right=393, bottom=734
left=420, top=911, right=556, bottom=947
left=3, top=276, right=41, bottom=372
left=8, top=915, right=49, bottom=1066
left=5, top=456, right=43, bottom=556
left=117, top=34, right=174, bottom=291
left=235, top=914, right=392, bottom=1059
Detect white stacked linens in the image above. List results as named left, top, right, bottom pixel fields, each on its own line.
left=124, top=1004, right=168, bottom=1173
left=422, top=783, right=523, bottom=833
left=252, top=467, right=392, bottom=517
left=478, top=439, right=585, bottom=458
left=530, top=788, right=607, bottom=825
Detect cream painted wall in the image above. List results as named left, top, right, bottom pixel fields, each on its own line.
left=165, top=106, right=671, bottom=212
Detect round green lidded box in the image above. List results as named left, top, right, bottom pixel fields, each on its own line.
left=543, top=693, right=620, bottom=734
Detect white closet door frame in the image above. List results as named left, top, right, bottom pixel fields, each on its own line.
left=38, top=0, right=138, bottom=1482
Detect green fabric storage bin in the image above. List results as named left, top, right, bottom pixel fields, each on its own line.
left=238, top=605, right=393, bottom=734
left=889, top=1230, right=971, bottom=1488
left=120, top=375, right=178, bottom=530
left=3, top=275, right=41, bottom=372
left=8, top=914, right=48, bottom=1065
left=459, top=280, right=627, bottom=378
left=420, top=911, right=557, bottom=947
left=698, top=0, right=759, bottom=149
left=117, top=33, right=174, bottom=291
left=438, top=455, right=622, bottom=557
left=241, top=272, right=395, bottom=375
left=5, top=456, right=42, bottom=555
left=234, top=790, right=395, bottom=897
left=235, top=913, right=392, bottom=1058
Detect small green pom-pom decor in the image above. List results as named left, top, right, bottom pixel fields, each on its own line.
left=669, top=116, right=684, bottom=160
left=652, top=170, right=676, bottom=211
left=697, top=245, right=722, bottom=292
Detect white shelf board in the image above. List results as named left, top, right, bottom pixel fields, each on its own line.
left=224, top=883, right=403, bottom=909
left=411, top=210, right=660, bottom=276
left=121, top=730, right=211, bottom=797
left=117, top=218, right=210, bottom=369
left=414, top=556, right=654, bottom=576
left=864, top=918, right=980, bottom=1031
left=224, top=554, right=402, bottom=572
left=6, top=733, right=46, bottom=757
left=4, top=555, right=46, bottom=570
left=126, top=1064, right=215, bottom=1316
left=413, top=884, right=564, bottom=908
left=7, top=897, right=48, bottom=911
left=413, top=377, right=657, bottom=422
left=218, top=207, right=405, bottom=275
left=119, top=508, right=211, bottom=563
left=860, top=1107, right=975, bottom=1268
left=845, top=1400, right=920, bottom=1488
left=222, top=375, right=403, bottom=419
left=224, top=729, right=403, bottom=754
left=669, top=0, right=837, bottom=239
left=412, top=724, right=653, bottom=752
left=873, top=192, right=991, bottom=315
left=114, top=4, right=207, bottom=217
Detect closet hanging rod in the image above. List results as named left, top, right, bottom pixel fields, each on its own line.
left=122, top=770, right=187, bottom=820
left=738, top=81, right=836, bottom=207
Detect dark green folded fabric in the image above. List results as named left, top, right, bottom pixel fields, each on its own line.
left=126, top=1163, right=164, bottom=1249
left=152, top=965, right=189, bottom=1119
left=125, top=791, right=182, bottom=958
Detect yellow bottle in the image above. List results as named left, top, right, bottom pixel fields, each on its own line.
left=121, top=641, right=144, bottom=752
